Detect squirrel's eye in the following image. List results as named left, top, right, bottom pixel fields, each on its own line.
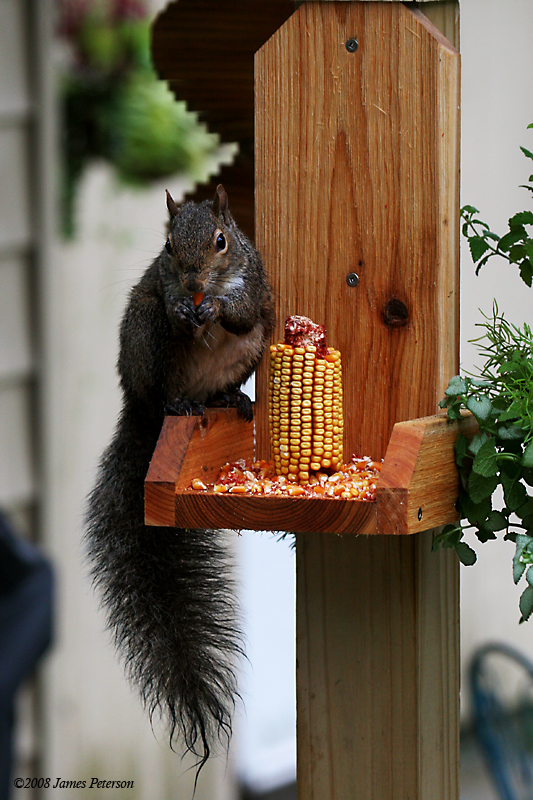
left=165, top=238, right=173, bottom=255
left=215, top=232, right=227, bottom=253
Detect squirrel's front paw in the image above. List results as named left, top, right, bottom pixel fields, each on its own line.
left=196, top=296, right=220, bottom=324
left=174, top=297, right=199, bottom=327
left=165, top=398, right=205, bottom=417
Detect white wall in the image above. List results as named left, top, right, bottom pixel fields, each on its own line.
left=459, top=0, right=533, bottom=718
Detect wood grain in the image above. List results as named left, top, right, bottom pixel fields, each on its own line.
left=296, top=530, right=459, bottom=800
left=255, top=2, right=460, bottom=463
left=144, top=410, right=474, bottom=536
left=173, top=492, right=376, bottom=536
left=377, top=412, right=478, bottom=535
left=253, top=4, right=461, bottom=798
left=145, top=415, right=197, bottom=526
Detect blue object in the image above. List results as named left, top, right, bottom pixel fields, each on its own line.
left=0, top=512, right=54, bottom=800
left=470, top=642, right=533, bottom=800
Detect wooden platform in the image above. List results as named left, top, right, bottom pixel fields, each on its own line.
left=145, top=408, right=476, bottom=536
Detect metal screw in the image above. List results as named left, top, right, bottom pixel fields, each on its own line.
left=418, top=508, right=423, bottom=521
left=346, top=38, right=358, bottom=53
left=346, top=272, right=359, bottom=287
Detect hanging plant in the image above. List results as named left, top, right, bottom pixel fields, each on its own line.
left=437, top=124, right=533, bottom=621
left=58, top=0, right=218, bottom=236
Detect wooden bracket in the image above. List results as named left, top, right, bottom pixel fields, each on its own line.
left=145, top=409, right=477, bottom=536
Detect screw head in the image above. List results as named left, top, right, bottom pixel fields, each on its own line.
left=346, top=272, right=360, bottom=287
left=346, top=38, right=358, bottom=53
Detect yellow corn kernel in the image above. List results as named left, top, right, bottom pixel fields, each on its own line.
left=269, top=331, right=343, bottom=482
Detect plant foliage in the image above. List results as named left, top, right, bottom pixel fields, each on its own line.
left=438, top=125, right=533, bottom=621
left=58, top=0, right=218, bottom=236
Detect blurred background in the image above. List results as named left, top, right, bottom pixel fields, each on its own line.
left=0, top=0, right=533, bottom=798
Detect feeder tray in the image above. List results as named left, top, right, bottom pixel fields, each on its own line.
left=145, top=408, right=477, bottom=536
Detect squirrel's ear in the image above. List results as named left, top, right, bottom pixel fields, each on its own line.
left=213, top=184, right=230, bottom=222
left=166, top=190, right=179, bottom=219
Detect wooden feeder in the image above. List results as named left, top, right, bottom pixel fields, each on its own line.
left=148, top=2, right=469, bottom=797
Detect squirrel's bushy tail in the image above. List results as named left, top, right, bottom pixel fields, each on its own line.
left=85, top=406, right=243, bottom=771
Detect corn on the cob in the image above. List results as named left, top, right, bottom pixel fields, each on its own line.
left=269, top=317, right=343, bottom=481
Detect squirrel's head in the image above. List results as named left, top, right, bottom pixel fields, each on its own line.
left=162, top=185, right=241, bottom=296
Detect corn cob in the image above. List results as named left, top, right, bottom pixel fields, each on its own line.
left=269, top=317, right=343, bottom=482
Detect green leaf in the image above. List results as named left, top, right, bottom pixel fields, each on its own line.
left=523, top=441, right=533, bottom=468
left=502, top=476, right=528, bottom=512
left=468, top=470, right=499, bottom=504
left=475, top=255, right=491, bottom=275
left=520, top=585, right=533, bottom=621
left=509, top=244, right=528, bottom=263
left=484, top=510, right=508, bottom=532
left=468, top=236, right=491, bottom=262
left=476, top=525, right=498, bottom=543
left=459, top=492, right=492, bottom=526
left=520, top=514, right=533, bottom=530
left=498, top=360, right=520, bottom=374
left=472, top=438, right=498, bottom=477
left=510, top=210, right=533, bottom=227
left=454, top=541, right=477, bottom=566
left=499, top=230, right=524, bottom=252
left=519, top=259, right=533, bottom=287
left=497, top=423, right=525, bottom=443
left=520, top=146, right=533, bottom=161
left=446, top=404, right=462, bottom=421
left=445, top=375, right=467, bottom=396
left=455, top=434, right=469, bottom=467
left=461, top=204, right=480, bottom=215
left=467, top=395, right=493, bottom=422
left=527, top=566, right=533, bottom=586
left=497, top=401, right=523, bottom=422
left=523, top=467, right=533, bottom=486
left=514, top=546, right=527, bottom=584
left=468, top=432, right=489, bottom=457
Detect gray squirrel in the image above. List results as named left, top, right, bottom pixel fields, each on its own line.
left=85, top=185, right=274, bottom=771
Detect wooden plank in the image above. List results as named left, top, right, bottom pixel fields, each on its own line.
left=145, top=415, right=197, bottom=526
left=254, top=4, right=461, bottom=798
left=145, top=409, right=377, bottom=534
left=173, top=492, right=376, bottom=535
left=255, top=1, right=460, bottom=464
left=377, top=412, right=477, bottom=535
left=297, top=531, right=459, bottom=800
left=417, top=2, right=459, bottom=50
left=416, top=533, right=460, bottom=799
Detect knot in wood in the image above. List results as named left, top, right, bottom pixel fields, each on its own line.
left=382, top=297, right=410, bottom=328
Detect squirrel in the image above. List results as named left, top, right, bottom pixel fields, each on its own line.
left=85, top=185, right=274, bottom=773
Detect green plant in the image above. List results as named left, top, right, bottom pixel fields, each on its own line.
left=437, top=124, right=533, bottom=621
left=58, top=0, right=218, bottom=236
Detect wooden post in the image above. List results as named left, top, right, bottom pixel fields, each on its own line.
left=254, top=3, right=460, bottom=798
left=151, top=2, right=462, bottom=797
